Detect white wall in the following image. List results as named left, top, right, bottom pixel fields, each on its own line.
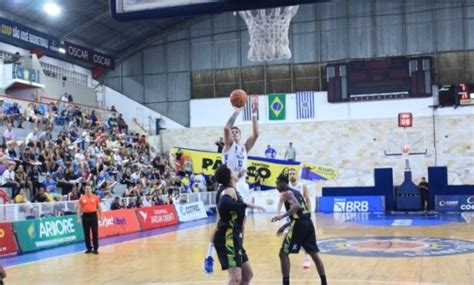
left=190, top=92, right=474, bottom=127
left=103, top=86, right=184, bottom=131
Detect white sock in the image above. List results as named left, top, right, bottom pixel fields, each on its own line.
left=207, top=243, right=215, bottom=257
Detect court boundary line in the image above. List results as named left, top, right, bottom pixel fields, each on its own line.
left=143, top=279, right=455, bottom=285
left=3, top=218, right=216, bottom=269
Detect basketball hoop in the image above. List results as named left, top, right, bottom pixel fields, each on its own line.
left=239, top=6, right=299, bottom=62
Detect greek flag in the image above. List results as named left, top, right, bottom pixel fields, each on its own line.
left=296, top=92, right=314, bottom=119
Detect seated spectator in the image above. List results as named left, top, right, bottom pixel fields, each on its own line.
left=110, top=196, right=121, bottom=210
left=15, top=165, right=27, bottom=192
left=25, top=103, right=42, bottom=126
left=117, top=113, right=128, bottom=134
left=25, top=128, right=40, bottom=153
left=1, top=161, right=19, bottom=197
left=67, top=186, right=80, bottom=201
left=108, top=113, right=118, bottom=129
left=33, top=187, right=49, bottom=203
left=42, top=174, right=58, bottom=196
left=5, top=102, right=23, bottom=128
left=0, top=99, right=6, bottom=125
left=14, top=189, right=29, bottom=204
left=2, top=123, right=16, bottom=147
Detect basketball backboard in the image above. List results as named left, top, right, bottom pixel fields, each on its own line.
left=384, top=130, right=427, bottom=156
left=110, top=0, right=328, bottom=21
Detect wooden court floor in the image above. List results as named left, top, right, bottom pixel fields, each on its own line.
left=4, top=213, right=474, bottom=285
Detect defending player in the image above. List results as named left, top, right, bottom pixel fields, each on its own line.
left=272, top=174, right=327, bottom=285
left=277, top=168, right=312, bottom=268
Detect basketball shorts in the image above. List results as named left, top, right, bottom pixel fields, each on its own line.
left=280, top=219, right=319, bottom=254
left=214, top=228, right=248, bottom=270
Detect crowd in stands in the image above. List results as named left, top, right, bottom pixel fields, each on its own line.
left=0, top=93, right=217, bottom=217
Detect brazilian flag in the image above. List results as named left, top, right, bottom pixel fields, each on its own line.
left=268, top=93, right=286, bottom=120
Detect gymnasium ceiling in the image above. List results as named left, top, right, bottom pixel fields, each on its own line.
left=0, top=0, right=193, bottom=62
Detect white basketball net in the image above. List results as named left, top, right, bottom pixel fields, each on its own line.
left=239, top=6, right=299, bottom=62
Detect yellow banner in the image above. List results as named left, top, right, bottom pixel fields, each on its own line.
left=172, top=147, right=301, bottom=189
left=301, top=164, right=338, bottom=181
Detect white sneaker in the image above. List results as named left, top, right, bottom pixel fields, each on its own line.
left=303, top=255, right=311, bottom=269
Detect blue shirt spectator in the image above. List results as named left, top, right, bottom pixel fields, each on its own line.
left=265, top=145, right=277, bottom=159
left=42, top=175, right=58, bottom=193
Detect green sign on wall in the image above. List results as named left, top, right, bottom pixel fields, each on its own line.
left=13, top=215, right=84, bottom=253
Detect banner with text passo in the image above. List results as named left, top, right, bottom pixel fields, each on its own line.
left=0, top=17, right=62, bottom=56
left=13, top=215, right=84, bottom=253
left=0, top=222, right=18, bottom=256
left=99, top=209, right=141, bottom=238
left=174, top=201, right=208, bottom=223
left=65, top=41, right=115, bottom=69
left=135, top=205, right=178, bottom=230
left=172, top=147, right=300, bottom=190
left=318, top=196, right=384, bottom=213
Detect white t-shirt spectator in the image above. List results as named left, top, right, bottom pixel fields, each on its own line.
left=3, top=128, right=16, bottom=141
left=25, top=131, right=39, bottom=145
left=1, top=169, right=15, bottom=185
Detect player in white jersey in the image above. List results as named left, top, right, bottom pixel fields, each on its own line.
left=204, top=95, right=260, bottom=275
left=222, top=97, right=259, bottom=203
left=277, top=168, right=312, bottom=269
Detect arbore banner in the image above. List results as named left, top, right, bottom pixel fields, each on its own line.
left=174, top=201, right=207, bottom=222
left=171, top=147, right=300, bottom=190
left=13, top=215, right=84, bottom=253
left=0, top=222, right=18, bottom=256
left=135, top=205, right=178, bottom=230
left=99, top=209, right=141, bottom=238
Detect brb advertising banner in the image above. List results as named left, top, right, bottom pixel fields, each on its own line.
left=0, top=222, right=18, bottom=256
left=175, top=201, right=208, bottom=222
left=319, top=196, right=385, bottom=213
left=99, top=209, right=141, bottom=238
left=135, top=205, right=178, bottom=230
left=172, top=147, right=300, bottom=190
left=13, top=215, right=84, bottom=253
left=436, top=195, right=474, bottom=212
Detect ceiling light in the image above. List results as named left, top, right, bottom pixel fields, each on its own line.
left=59, top=47, right=66, bottom=54
left=43, top=2, right=61, bottom=17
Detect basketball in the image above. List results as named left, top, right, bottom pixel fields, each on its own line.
left=230, top=89, right=248, bottom=108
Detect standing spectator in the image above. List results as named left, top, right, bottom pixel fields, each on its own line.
left=418, top=177, right=429, bottom=211
left=68, top=94, right=74, bottom=103
left=284, top=142, right=296, bottom=161
left=1, top=162, right=19, bottom=198
left=11, top=51, right=21, bottom=64
left=265, top=144, right=277, bottom=159
left=77, top=185, right=102, bottom=254
left=215, top=137, right=224, bottom=153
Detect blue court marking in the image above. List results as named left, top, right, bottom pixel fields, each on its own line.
left=0, top=216, right=216, bottom=267
left=342, top=212, right=465, bottom=227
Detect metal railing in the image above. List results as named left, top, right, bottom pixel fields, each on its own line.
left=40, top=62, right=88, bottom=86
left=0, top=191, right=217, bottom=222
